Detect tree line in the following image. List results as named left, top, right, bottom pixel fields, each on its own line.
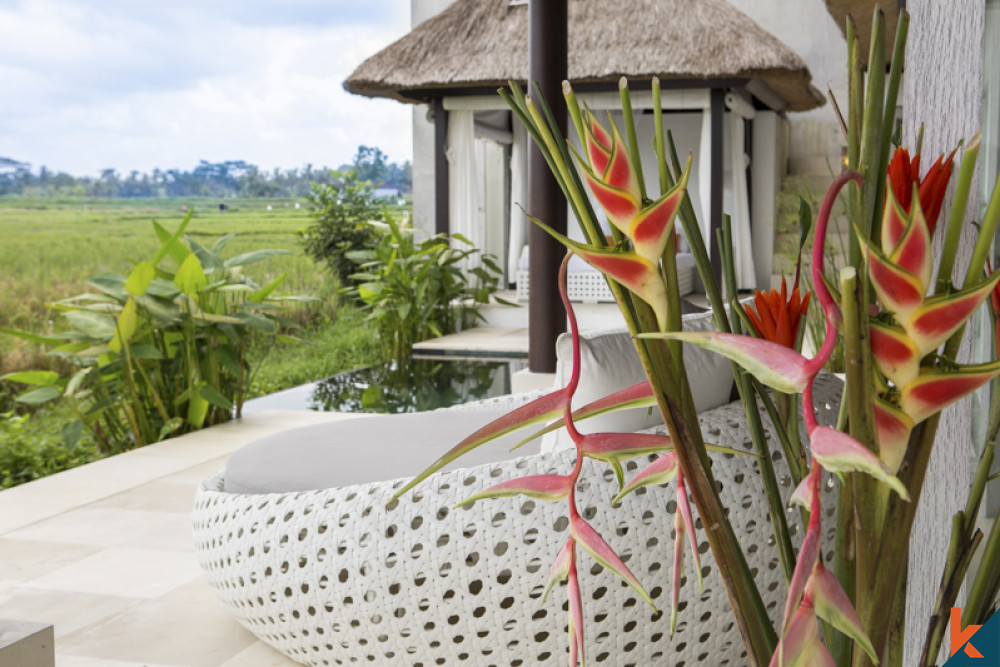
left=0, top=146, right=411, bottom=199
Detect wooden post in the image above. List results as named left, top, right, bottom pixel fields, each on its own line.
left=709, top=88, right=725, bottom=287
left=434, top=98, right=449, bottom=236
left=527, top=0, right=567, bottom=373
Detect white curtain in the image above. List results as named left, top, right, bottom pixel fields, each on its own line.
left=726, top=113, right=756, bottom=289
left=507, top=122, right=528, bottom=280
left=446, top=110, right=484, bottom=270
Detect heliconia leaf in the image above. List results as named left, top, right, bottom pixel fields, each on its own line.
left=899, top=361, right=1000, bottom=424
left=810, top=425, right=910, bottom=500
left=542, top=540, right=573, bottom=604
left=769, top=600, right=837, bottom=667
left=873, top=397, right=913, bottom=474
left=881, top=182, right=910, bottom=256
left=580, top=167, right=641, bottom=234
left=612, top=452, right=679, bottom=504
left=807, top=563, right=878, bottom=663
left=571, top=514, right=656, bottom=610
left=390, top=388, right=570, bottom=503
left=641, top=331, right=812, bottom=394
left=905, top=271, right=1000, bottom=356
left=528, top=216, right=669, bottom=331
left=604, top=122, right=641, bottom=199
left=628, top=157, right=691, bottom=264
left=578, top=432, right=673, bottom=464
left=869, top=320, right=921, bottom=387
left=676, top=471, right=703, bottom=594
left=789, top=475, right=812, bottom=509
left=860, top=235, right=927, bottom=323
left=108, top=297, right=138, bottom=354
left=670, top=510, right=685, bottom=637
left=780, top=521, right=820, bottom=637
left=455, top=474, right=573, bottom=508
left=889, top=200, right=932, bottom=291
left=584, top=111, right=612, bottom=175
left=567, top=569, right=585, bottom=667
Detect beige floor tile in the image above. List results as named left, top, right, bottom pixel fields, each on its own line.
left=0, top=539, right=100, bottom=587
left=57, top=653, right=177, bottom=666
left=87, top=480, right=199, bottom=514
left=56, top=590, right=257, bottom=667
left=219, top=641, right=298, bottom=666
left=158, top=456, right=231, bottom=487
left=5, top=507, right=195, bottom=552
left=0, top=586, right=138, bottom=639
left=28, top=547, right=202, bottom=599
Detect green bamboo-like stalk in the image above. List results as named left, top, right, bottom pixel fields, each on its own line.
left=653, top=78, right=683, bottom=344
left=618, top=78, right=646, bottom=201
left=846, top=16, right=864, bottom=269
left=859, top=8, right=886, bottom=238
left=751, top=378, right=803, bottom=484
left=936, top=133, right=981, bottom=291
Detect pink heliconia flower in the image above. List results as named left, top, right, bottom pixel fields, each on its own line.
left=456, top=474, right=574, bottom=508
left=543, top=540, right=574, bottom=604
left=806, top=562, right=879, bottom=662
left=869, top=320, right=922, bottom=388
left=905, top=274, right=1000, bottom=356
left=769, top=598, right=837, bottom=667
left=567, top=566, right=585, bottom=666
left=899, top=361, right=1000, bottom=423
left=873, top=397, right=914, bottom=474
left=884, top=190, right=933, bottom=290
left=860, top=237, right=927, bottom=323
left=809, top=425, right=909, bottom=500
left=611, top=452, right=678, bottom=504
left=670, top=507, right=686, bottom=636
left=627, top=164, right=690, bottom=264
left=570, top=512, right=655, bottom=609
left=576, top=431, right=673, bottom=465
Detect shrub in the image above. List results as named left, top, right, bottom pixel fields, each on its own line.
left=301, top=169, right=382, bottom=286
left=0, top=410, right=99, bottom=488
left=1, top=211, right=315, bottom=452
left=345, top=214, right=506, bottom=359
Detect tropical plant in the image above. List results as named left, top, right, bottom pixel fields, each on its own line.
left=1, top=211, right=314, bottom=452
left=0, top=410, right=99, bottom=488
left=392, top=8, right=1000, bottom=666
left=301, top=169, right=382, bottom=286
left=344, top=213, right=505, bottom=360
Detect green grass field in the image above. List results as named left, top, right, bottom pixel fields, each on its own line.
left=0, top=195, right=336, bottom=375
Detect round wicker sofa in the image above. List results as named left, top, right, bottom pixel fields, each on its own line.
left=193, top=375, right=841, bottom=666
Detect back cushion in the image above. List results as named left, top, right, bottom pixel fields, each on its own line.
left=541, top=309, right=734, bottom=453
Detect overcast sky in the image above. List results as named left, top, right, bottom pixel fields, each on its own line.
left=0, top=0, right=414, bottom=176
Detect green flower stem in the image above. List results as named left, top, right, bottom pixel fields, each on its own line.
left=859, top=7, right=886, bottom=238
left=870, top=9, right=909, bottom=244
left=563, top=81, right=587, bottom=155
left=886, top=560, right=908, bottom=667
left=752, top=379, right=803, bottom=484
left=618, top=78, right=646, bottom=201
left=847, top=15, right=863, bottom=266
left=652, top=77, right=683, bottom=345
left=961, top=162, right=1000, bottom=292
left=966, top=501, right=1000, bottom=626
left=936, top=133, right=981, bottom=291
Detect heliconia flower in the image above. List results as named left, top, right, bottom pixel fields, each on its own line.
left=806, top=562, right=879, bottom=663
left=643, top=331, right=813, bottom=394
left=542, top=540, right=574, bottom=604
left=905, top=272, right=1000, bottom=356
left=988, top=260, right=1000, bottom=356
left=567, top=567, right=585, bottom=667
left=744, top=277, right=812, bottom=349
left=670, top=508, right=685, bottom=636
left=899, top=361, right=1000, bottom=424
left=580, top=166, right=642, bottom=234
left=858, top=234, right=927, bottom=323
left=675, top=470, right=703, bottom=595
left=584, top=111, right=612, bottom=175
left=869, top=320, right=922, bottom=387
left=873, top=397, right=914, bottom=474
left=612, top=452, right=678, bottom=504
left=577, top=432, right=672, bottom=465
left=627, top=157, right=691, bottom=264
left=809, top=425, right=910, bottom=500
left=769, top=598, right=837, bottom=667
left=455, top=474, right=573, bottom=508
left=789, top=475, right=813, bottom=509
left=885, top=146, right=954, bottom=242
left=780, top=514, right=820, bottom=637
left=887, top=198, right=932, bottom=291
left=570, top=513, right=656, bottom=609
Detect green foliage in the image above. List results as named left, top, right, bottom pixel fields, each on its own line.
left=345, top=214, right=505, bottom=360
left=301, top=170, right=383, bottom=286
left=0, top=409, right=99, bottom=489
left=1, top=211, right=316, bottom=452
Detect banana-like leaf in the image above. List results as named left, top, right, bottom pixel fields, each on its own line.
left=869, top=320, right=921, bottom=387
left=905, top=270, right=1000, bottom=356
left=899, top=361, right=1000, bottom=424
left=641, top=331, right=812, bottom=394
left=810, top=425, right=909, bottom=500
left=769, top=600, right=837, bottom=667
left=873, top=396, right=913, bottom=474
left=108, top=297, right=137, bottom=354
left=571, top=513, right=655, bottom=610
left=542, top=540, right=573, bottom=604
left=889, top=200, right=932, bottom=290
left=1, top=370, right=60, bottom=386
left=389, top=388, right=571, bottom=503
left=807, top=563, right=878, bottom=663
left=125, top=262, right=156, bottom=296
left=628, top=156, right=690, bottom=264
left=612, top=452, right=678, bottom=504
left=455, top=474, right=572, bottom=508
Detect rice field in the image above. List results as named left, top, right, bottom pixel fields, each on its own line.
left=0, top=195, right=332, bottom=376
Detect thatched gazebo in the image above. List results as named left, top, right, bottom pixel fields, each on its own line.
left=344, top=0, right=823, bottom=367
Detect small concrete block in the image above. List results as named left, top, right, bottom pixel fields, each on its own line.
left=0, top=618, right=55, bottom=667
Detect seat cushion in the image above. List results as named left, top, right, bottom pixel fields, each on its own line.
left=224, top=408, right=537, bottom=494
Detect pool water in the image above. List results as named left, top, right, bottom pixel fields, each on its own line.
left=242, top=356, right=529, bottom=416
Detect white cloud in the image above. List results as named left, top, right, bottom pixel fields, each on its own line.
left=0, top=0, right=414, bottom=176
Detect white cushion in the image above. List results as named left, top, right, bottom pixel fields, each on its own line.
left=540, top=309, right=734, bottom=453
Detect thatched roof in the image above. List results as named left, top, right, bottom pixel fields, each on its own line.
left=824, top=0, right=899, bottom=67
left=344, top=0, right=825, bottom=112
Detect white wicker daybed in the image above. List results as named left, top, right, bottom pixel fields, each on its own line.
left=193, top=326, right=841, bottom=667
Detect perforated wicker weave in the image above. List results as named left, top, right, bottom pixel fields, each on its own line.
left=193, top=375, right=842, bottom=666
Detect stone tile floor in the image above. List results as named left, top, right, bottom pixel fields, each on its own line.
left=0, top=410, right=362, bottom=666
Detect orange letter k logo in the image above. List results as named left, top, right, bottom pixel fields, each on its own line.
left=951, top=607, right=984, bottom=658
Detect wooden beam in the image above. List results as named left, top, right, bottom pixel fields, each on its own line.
left=433, top=98, right=449, bottom=236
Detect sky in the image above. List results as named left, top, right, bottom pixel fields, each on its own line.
left=0, top=0, right=414, bottom=177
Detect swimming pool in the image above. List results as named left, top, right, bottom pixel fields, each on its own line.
left=241, top=355, right=529, bottom=416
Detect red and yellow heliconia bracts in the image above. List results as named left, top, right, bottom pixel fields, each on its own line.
left=744, top=277, right=811, bottom=350
left=865, top=147, right=1000, bottom=474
